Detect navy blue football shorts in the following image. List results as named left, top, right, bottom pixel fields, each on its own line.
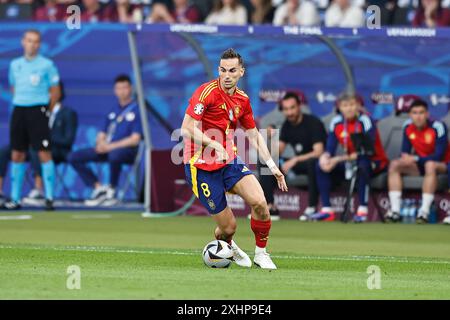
left=184, top=157, right=253, bottom=214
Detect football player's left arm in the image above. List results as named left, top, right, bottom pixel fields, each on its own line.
left=246, top=127, right=288, bottom=192
left=417, top=123, right=448, bottom=165
left=241, top=102, right=287, bottom=191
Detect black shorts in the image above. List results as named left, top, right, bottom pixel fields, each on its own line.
left=10, top=105, right=51, bottom=152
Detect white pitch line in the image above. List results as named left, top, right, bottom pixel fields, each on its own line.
left=0, top=215, right=33, bottom=221
left=0, top=244, right=449, bottom=266
left=71, top=214, right=113, bottom=219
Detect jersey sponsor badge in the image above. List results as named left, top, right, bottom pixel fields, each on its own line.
left=295, top=143, right=303, bottom=153
left=234, top=106, right=240, bottom=117
left=194, top=103, right=204, bottom=115
left=126, top=112, right=136, bottom=122
left=30, top=74, right=41, bottom=86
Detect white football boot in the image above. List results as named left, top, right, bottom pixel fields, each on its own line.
left=443, top=215, right=450, bottom=225
left=230, top=240, right=252, bottom=267
left=254, top=247, right=277, bottom=270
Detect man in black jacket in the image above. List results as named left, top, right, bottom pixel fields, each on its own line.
left=0, top=83, right=78, bottom=206
left=259, top=91, right=327, bottom=220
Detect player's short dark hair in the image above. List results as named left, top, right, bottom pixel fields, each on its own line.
left=409, top=99, right=428, bottom=111
left=23, top=29, right=41, bottom=39
left=281, top=92, right=301, bottom=105
left=220, top=48, right=244, bottom=67
left=114, top=74, right=132, bottom=85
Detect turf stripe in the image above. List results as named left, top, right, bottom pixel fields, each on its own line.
left=1, top=244, right=449, bottom=265
left=0, top=215, right=32, bottom=220
left=71, top=214, right=113, bottom=219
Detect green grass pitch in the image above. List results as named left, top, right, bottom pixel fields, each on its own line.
left=0, top=212, right=449, bottom=299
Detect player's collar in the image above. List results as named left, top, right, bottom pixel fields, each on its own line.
left=218, top=79, right=237, bottom=96
left=417, top=120, right=431, bottom=130
left=119, top=99, right=135, bottom=109
left=24, top=54, right=40, bottom=62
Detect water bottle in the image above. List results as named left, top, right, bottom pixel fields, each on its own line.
left=408, top=199, right=417, bottom=223
left=400, top=199, right=409, bottom=223
left=429, top=203, right=437, bottom=224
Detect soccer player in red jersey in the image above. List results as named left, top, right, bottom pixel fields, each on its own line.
left=386, top=99, right=450, bottom=224
left=181, top=49, right=288, bottom=269
left=315, top=92, right=389, bottom=222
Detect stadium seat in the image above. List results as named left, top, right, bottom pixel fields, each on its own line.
left=441, top=111, right=450, bottom=138
left=321, top=112, right=335, bottom=133
left=370, top=112, right=408, bottom=190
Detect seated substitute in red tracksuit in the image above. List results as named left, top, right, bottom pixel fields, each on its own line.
left=315, top=93, right=388, bottom=222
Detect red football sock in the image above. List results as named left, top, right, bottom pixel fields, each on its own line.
left=251, top=218, right=271, bottom=248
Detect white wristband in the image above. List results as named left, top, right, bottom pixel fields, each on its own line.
left=266, top=159, right=277, bottom=170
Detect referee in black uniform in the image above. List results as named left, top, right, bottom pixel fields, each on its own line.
left=3, top=29, right=61, bottom=210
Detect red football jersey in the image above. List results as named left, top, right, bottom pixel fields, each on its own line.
left=403, top=120, right=450, bottom=163
left=183, top=79, right=256, bottom=171
left=328, top=114, right=389, bottom=171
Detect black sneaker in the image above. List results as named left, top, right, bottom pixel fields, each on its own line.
left=385, top=211, right=401, bottom=223
left=45, top=199, right=55, bottom=211
left=416, top=210, right=429, bottom=224
left=2, top=201, right=21, bottom=210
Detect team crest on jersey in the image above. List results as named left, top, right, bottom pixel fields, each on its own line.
left=207, top=199, right=216, bottom=210
left=126, top=112, right=135, bottom=122
left=30, top=74, right=41, bottom=86
left=234, top=106, right=240, bottom=117
left=425, top=132, right=433, bottom=144
left=229, top=109, right=234, bottom=121
left=194, top=103, right=204, bottom=115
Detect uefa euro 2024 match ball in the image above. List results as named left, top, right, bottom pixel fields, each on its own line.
left=202, top=240, right=234, bottom=268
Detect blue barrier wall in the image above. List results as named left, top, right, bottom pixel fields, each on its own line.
left=1, top=23, right=449, bottom=199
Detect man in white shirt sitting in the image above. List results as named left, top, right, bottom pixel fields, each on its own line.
left=324, top=0, right=366, bottom=28
left=273, top=0, right=320, bottom=26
